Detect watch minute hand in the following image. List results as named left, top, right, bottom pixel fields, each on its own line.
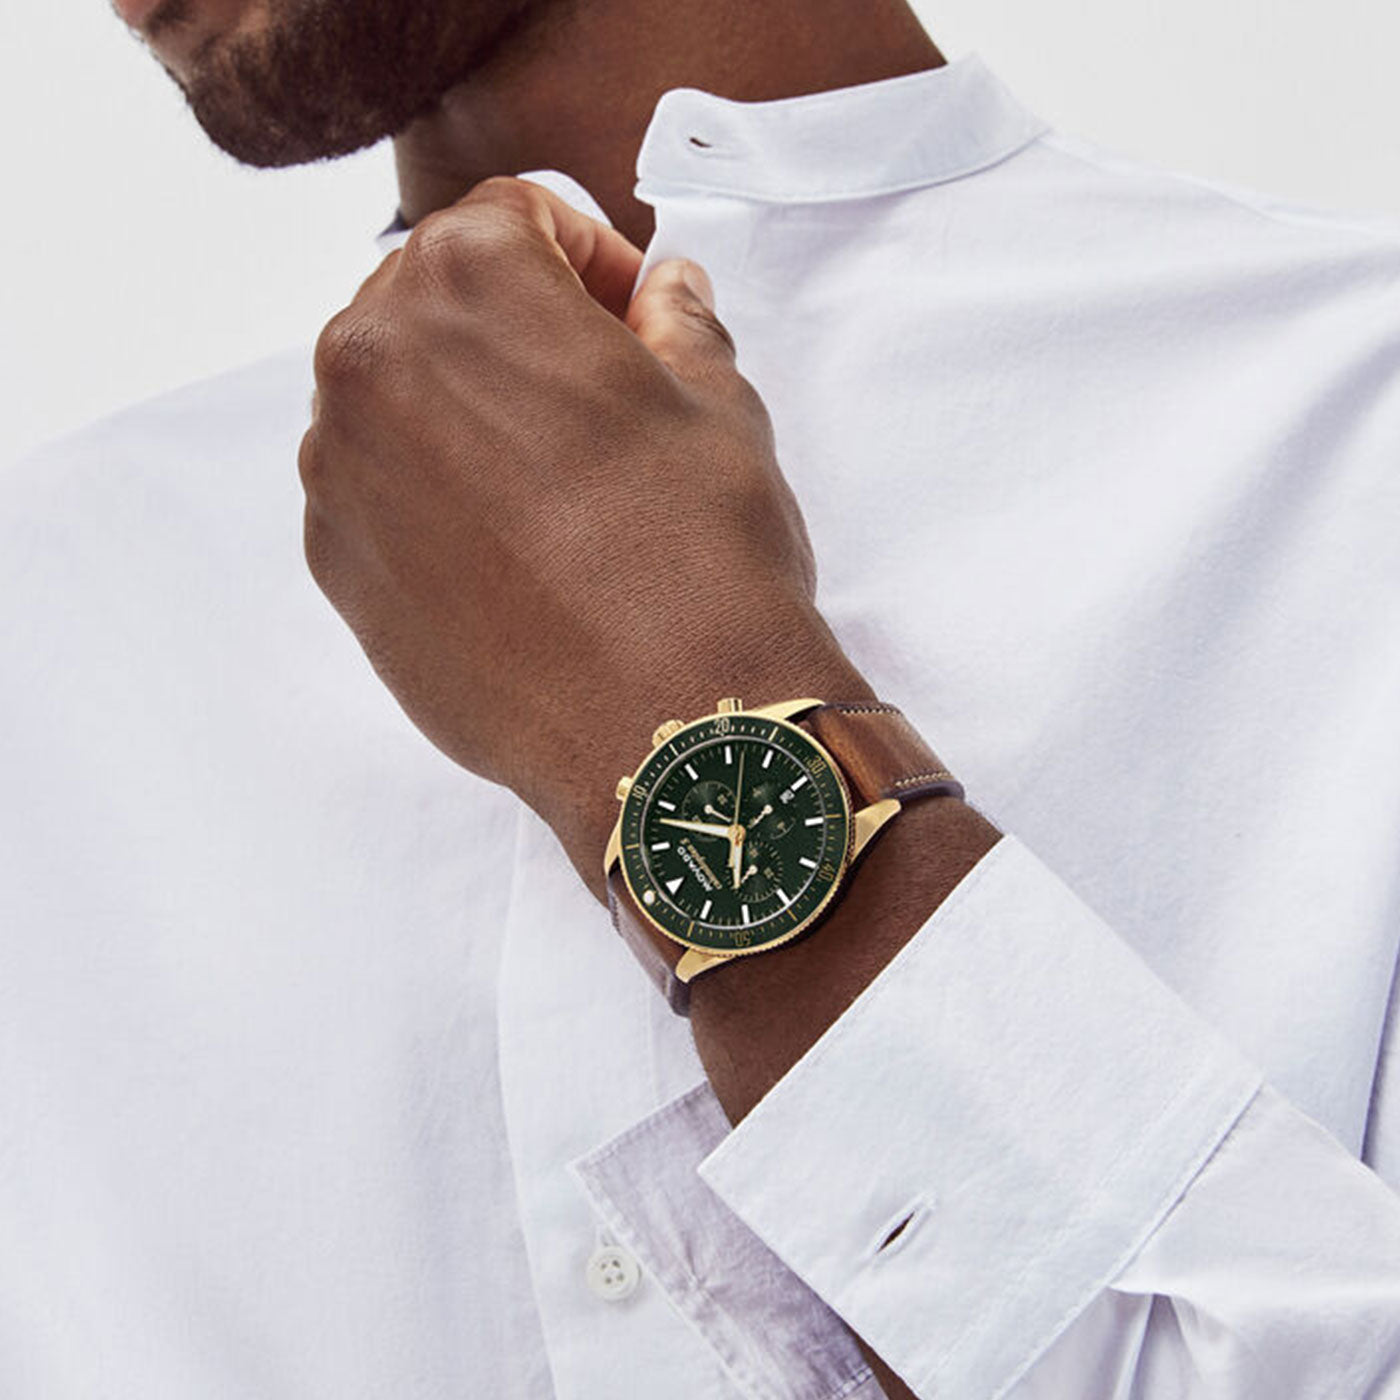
left=730, top=749, right=746, bottom=889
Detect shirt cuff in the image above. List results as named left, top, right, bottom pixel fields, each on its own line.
left=694, top=834, right=1262, bottom=1398
left=570, top=1081, right=875, bottom=1400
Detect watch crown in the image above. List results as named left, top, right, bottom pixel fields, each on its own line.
left=651, top=719, right=685, bottom=748
left=716, top=697, right=743, bottom=714
left=615, top=775, right=634, bottom=801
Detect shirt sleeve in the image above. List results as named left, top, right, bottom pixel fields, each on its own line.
left=574, top=836, right=1400, bottom=1400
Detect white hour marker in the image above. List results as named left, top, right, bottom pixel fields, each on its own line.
left=790, top=774, right=808, bottom=791
left=650, top=841, right=671, bottom=852
left=761, top=749, right=774, bottom=769
left=665, top=876, right=684, bottom=894
left=804, top=816, right=824, bottom=827
left=699, top=898, right=712, bottom=920
left=725, top=744, right=733, bottom=765
left=658, top=799, right=676, bottom=811
left=799, top=856, right=817, bottom=869
left=741, top=903, right=751, bottom=925
left=776, top=888, right=789, bottom=905
left=685, top=763, right=699, bottom=780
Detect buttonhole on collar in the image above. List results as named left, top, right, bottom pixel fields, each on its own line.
left=868, top=1195, right=934, bottom=1262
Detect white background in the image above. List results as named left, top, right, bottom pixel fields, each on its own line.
left=2, top=0, right=1398, bottom=467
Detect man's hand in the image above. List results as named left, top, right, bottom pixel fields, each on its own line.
left=299, top=177, right=870, bottom=895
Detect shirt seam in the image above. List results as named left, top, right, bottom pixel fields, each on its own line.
left=1039, top=129, right=1400, bottom=250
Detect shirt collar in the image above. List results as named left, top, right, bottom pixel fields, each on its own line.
left=375, top=53, right=1047, bottom=249
left=634, top=52, right=1046, bottom=205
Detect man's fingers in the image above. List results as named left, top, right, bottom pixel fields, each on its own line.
left=457, top=175, right=645, bottom=319
left=625, top=257, right=738, bottom=384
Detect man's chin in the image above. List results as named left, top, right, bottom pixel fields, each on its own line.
left=167, top=26, right=410, bottom=168
left=180, top=74, right=394, bottom=168
left=135, top=0, right=554, bottom=170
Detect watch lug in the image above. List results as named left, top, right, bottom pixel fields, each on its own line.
left=715, top=696, right=743, bottom=714
left=748, top=696, right=825, bottom=724
left=676, top=947, right=733, bottom=984
left=603, top=816, right=622, bottom=876
left=851, top=798, right=901, bottom=861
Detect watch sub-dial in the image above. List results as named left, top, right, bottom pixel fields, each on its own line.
left=736, top=839, right=784, bottom=902
left=681, top=780, right=735, bottom=830
left=743, top=781, right=794, bottom=839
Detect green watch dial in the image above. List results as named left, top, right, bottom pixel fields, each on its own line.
left=618, top=711, right=853, bottom=955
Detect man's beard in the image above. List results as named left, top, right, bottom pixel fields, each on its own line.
left=152, top=0, right=555, bottom=167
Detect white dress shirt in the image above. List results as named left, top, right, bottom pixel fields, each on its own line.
left=3, top=53, right=1400, bottom=1399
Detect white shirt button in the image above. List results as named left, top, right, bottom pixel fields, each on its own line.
left=585, top=1243, right=641, bottom=1301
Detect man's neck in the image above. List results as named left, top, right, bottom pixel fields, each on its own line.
left=393, top=0, right=943, bottom=248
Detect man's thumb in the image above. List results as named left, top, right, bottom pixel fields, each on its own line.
left=625, top=258, right=737, bottom=379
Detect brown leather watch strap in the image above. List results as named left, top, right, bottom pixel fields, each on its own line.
left=802, top=702, right=964, bottom=806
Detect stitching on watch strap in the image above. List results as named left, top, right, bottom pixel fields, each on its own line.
left=892, top=770, right=957, bottom=789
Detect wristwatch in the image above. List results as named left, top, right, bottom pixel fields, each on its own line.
left=603, top=697, right=963, bottom=1014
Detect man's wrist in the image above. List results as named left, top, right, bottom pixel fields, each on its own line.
left=530, top=603, right=874, bottom=901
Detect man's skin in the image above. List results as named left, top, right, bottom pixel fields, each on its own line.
left=115, top=1, right=1003, bottom=1394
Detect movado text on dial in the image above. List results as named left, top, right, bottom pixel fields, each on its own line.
left=616, top=710, right=853, bottom=955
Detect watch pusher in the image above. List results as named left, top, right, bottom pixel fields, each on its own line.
left=650, top=719, right=685, bottom=748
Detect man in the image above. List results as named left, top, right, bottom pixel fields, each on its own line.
left=2, top=0, right=1399, bottom=1395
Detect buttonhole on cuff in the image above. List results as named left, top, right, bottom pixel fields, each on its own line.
left=687, top=135, right=714, bottom=149
left=867, top=1195, right=934, bottom=1262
